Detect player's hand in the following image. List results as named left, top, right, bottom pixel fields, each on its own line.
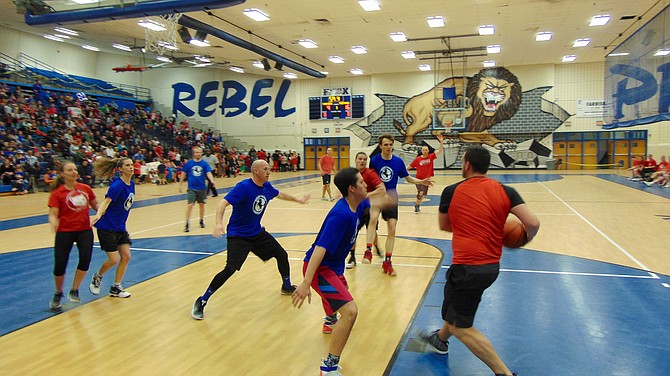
left=90, top=215, right=101, bottom=226
left=422, top=178, right=434, bottom=187
left=212, top=223, right=225, bottom=238
left=298, top=193, right=311, bottom=204
left=292, top=282, right=311, bottom=308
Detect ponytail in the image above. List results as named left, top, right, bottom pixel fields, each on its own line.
left=94, top=157, right=129, bottom=179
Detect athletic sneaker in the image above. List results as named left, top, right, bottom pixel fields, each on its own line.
left=382, top=260, right=397, bottom=276
left=281, top=284, right=297, bottom=295
left=644, top=181, right=654, bottom=186
left=192, top=297, right=206, bottom=320
left=329, top=197, right=335, bottom=202
left=200, top=219, right=206, bottom=228
left=345, top=255, right=356, bottom=269
left=322, top=314, right=338, bottom=334
left=49, top=292, right=64, bottom=310
left=362, top=250, right=373, bottom=264
left=418, top=329, right=449, bottom=354
left=319, top=364, right=343, bottom=376
left=68, top=289, right=80, bottom=303
left=414, top=205, right=420, bottom=213
left=321, top=197, right=328, bottom=201
left=184, top=223, right=190, bottom=232
left=109, top=284, right=131, bottom=298
left=89, top=273, right=102, bottom=295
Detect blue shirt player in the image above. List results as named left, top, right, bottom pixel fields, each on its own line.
left=191, top=159, right=310, bottom=320
left=179, top=146, right=216, bottom=232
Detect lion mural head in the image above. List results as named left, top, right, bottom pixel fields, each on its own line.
left=466, top=67, right=522, bottom=132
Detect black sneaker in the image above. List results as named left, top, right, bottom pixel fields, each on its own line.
left=49, top=292, right=64, bottom=310
left=419, top=329, right=449, bottom=354
left=192, top=297, right=207, bottom=320
left=281, top=285, right=297, bottom=295
left=346, top=255, right=356, bottom=269
left=199, top=220, right=206, bottom=228
left=68, top=289, right=80, bottom=303
left=414, top=205, right=420, bottom=213
left=184, top=223, right=190, bottom=232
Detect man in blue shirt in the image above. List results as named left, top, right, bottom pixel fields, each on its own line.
left=191, top=159, right=310, bottom=320
left=369, top=134, right=433, bottom=276
left=179, top=147, right=216, bottom=232
left=292, top=167, right=370, bottom=376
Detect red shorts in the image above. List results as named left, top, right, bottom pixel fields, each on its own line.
left=302, top=261, right=353, bottom=315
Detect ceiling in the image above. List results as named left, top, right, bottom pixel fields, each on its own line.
left=1, top=0, right=668, bottom=79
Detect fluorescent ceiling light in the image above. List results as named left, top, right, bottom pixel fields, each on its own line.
left=252, top=61, right=265, bottom=69
left=229, top=66, right=245, bottom=73
left=329, top=55, right=344, bottom=63
left=654, top=49, right=670, bottom=56
left=351, top=46, right=367, bottom=54
left=607, top=52, right=629, bottom=57
left=298, top=39, right=318, bottom=49
left=112, top=43, right=132, bottom=52
left=189, top=39, right=210, bottom=47
left=390, top=32, right=407, bottom=42
left=43, top=34, right=64, bottom=42
left=193, top=63, right=213, bottom=68
left=54, top=27, right=78, bottom=36
left=589, top=15, right=610, bottom=26
left=195, top=56, right=211, bottom=63
left=536, top=32, right=552, bottom=41
left=243, top=8, right=270, bottom=21
left=479, top=25, right=495, bottom=35
left=483, top=60, right=496, bottom=67
left=350, top=68, right=364, bottom=75
left=562, top=55, right=577, bottom=62
left=156, top=56, right=172, bottom=63
left=573, top=38, right=591, bottom=47
left=358, top=0, right=380, bottom=12
left=486, top=44, right=501, bottom=54
left=401, top=51, right=416, bottom=59
left=72, top=0, right=98, bottom=4
left=283, top=72, right=297, bottom=79
left=418, top=64, right=431, bottom=71
left=158, top=41, right=179, bottom=50
left=81, top=45, right=99, bottom=51
left=54, top=34, right=71, bottom=39
left=138, top=19, right=166, bottom=32
left=427, top=16, right=445, bottom=28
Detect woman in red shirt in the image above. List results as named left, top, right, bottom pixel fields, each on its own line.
left=47, top=161, right=100, bottom=310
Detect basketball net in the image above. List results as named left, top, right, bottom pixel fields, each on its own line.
left=144, top=13, right=182, bottom=56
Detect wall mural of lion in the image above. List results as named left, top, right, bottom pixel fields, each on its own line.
left=395, top=67, right=522, bottom=146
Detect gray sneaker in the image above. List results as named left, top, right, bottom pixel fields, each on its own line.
left=68, top=290, right=80, bottom=303
left=109, top=284, right=131, bottom=298
left=192, top=297, right=206, bottom=320
left=419, top=329, right=449, bottom=354
left=49, top=292, right=64, bottom=310
left=89, top=273, right=102, bottom=295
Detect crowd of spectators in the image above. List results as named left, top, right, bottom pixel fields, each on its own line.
left=627, top=154, right=669, bottom=187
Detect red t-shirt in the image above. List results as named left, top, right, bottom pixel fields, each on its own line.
left=319, top=155, right=335, bottom=174
left=409, top=153, right=437, bottom=179
left=48, top=183, right=96, bottom=232
left=360, top=167, right=383, bottom=193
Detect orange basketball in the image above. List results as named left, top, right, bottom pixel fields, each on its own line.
left=503, top=219, right=528, bottom=248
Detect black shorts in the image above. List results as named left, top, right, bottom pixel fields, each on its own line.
left=321, top=174, right=331, bottom=185
left=381, top=203, right=399, bottom=221
left=226, top=229, right=286, bottom=270
left=415, top=184, right=429, bottom=198
left=187, top=189, right=207, bottom=204
left=442, top=263, right=499, bottom=328
left=97, top=228, right=132, bottom=252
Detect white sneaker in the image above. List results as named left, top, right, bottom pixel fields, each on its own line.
left=644, top=181, right=654, bottom=186
left=89, top=273, right=101, bottom=295
left=109, top=285, right=131, bottom=298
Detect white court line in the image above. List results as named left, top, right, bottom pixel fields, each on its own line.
left=662, top=283, right=670, bottom=288
left=440, top=264, right=658, bottom=280
left=537, top=180, right=652, bottom=274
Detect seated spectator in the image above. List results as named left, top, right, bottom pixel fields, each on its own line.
left=11, top=165, right=28, bottom=194
left=156, top=159, right=168, bottom=185
left=627, top=156, right=644, bottom=181
left=43, top=168, right=57, bottom=191
left=641, top=154, right=658, bottom=180
left=77, top=159, right=95, bottom=187
left=644, top=155, right=669, bottom=187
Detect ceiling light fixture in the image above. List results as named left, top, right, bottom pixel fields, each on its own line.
left=589, top=15, right=611, bottom=26
left=158, top=41, right=179, bottom=50
left=252, top=61, right=264, bottom=69
left=329, top=56, right=344, bottom=63
left=71, top=0, right=98, bottom=4
left=351, top=46, right=367, bottom=54
left=319, top=71, right=329, bottom=75
left=483, top=60, right=496, bottom=67
left=54, top=27, right=78, bottom=36
left=193, top=63, right=214, bottom=68
left=654, top=49, right=670, bottom=56
left=230, top=66, right=245, bottom=73
left=283, top=72, right=297, bottom=79
left=298, top=39, right=318, bottom=49
left=190, top=31, right=210, bottom=47
left=427, top=16, right=445, bottom=28
left=486, top=44, right=501, bottom=54
left=607, top=52, right=630, bottom=57
left=401, top=51, right=416, bottom=59
left=54, top=34, right=71, bottom=39
left=573, top=38, right=591, bottom=47
left=358, top=0, right=380, bottom=12
left=536, top=32, right=552, bottom=42
left=479, top=25, right=495, bottom=35
left=138, top=19, right=166, bottom=32
left=350, top=68, right=364, bottom=75
left=562, top=55, right=577, bottom=62
left=112, top=43, right=132, bottom=52
left=243, top=8, right=270, bottom=21
left=156, top=56, right=172, bottom=63
left=195, top=55, right=211, bottom=63
left=81, top=45, right=99, bottom=51
left=418, top=64, right=431, bottom=71
left=390, top=32, right=407, bottom=42
left=43, top=34, right=64, bottom=42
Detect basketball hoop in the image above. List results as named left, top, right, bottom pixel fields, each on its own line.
left=143, top=13, right=182, bottom=56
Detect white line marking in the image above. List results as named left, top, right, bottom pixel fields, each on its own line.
left=662, top=283, right=670, bottom=288
left=537, top=180, right=652, bottom=273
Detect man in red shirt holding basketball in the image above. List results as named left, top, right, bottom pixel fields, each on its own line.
left=418, top=145, right=540, bottom=376
left=408, top=134, right=444, bottom=213
left=319, top=147, right=337, bottom=201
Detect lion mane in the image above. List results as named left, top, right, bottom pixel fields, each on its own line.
left=465, top=67, right=522, bottom=133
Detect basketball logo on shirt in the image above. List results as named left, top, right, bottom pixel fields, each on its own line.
left=379, top=166, right=394, bottom=182
left=253, top=195, right=267, bottom=215
left=66, top=190, right=89, bottom=212
left=124, top=192, right=135, bottom=211
left=192, top=166, right=203, bottom=177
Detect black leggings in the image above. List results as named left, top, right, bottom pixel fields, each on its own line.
left=53, top=230, right=94, bottom=276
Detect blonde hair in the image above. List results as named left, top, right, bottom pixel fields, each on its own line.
left=50, top=160, right=76, bottom=191
left=94, top=157, right=130, bottom=179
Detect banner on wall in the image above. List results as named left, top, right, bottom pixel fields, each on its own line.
left=576, top=99, right=606, bottom=118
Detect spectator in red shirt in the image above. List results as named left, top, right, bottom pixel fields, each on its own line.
left=408, top=134, right=444, bottom=213
left=319, top=148, right=337, bottom=201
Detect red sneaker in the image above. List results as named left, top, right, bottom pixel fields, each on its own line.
left=322, top=323, right=334, bottom=334
left=362, top=250, right=373, bottom=264
left=382, top=260, right=397, bottom=276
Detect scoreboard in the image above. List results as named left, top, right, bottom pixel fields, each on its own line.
left=309, top=88, right=364, bottom=120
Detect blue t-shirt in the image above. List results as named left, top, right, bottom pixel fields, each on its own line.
left=224, top=178, right=279, bottom=237
left=182, top=159, right=212, bottom=191
left=304, top=199, right=370, bottom=275
left=370, top=154, right=409, bottom=191
left=95, top=177, right=135, bottom=232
